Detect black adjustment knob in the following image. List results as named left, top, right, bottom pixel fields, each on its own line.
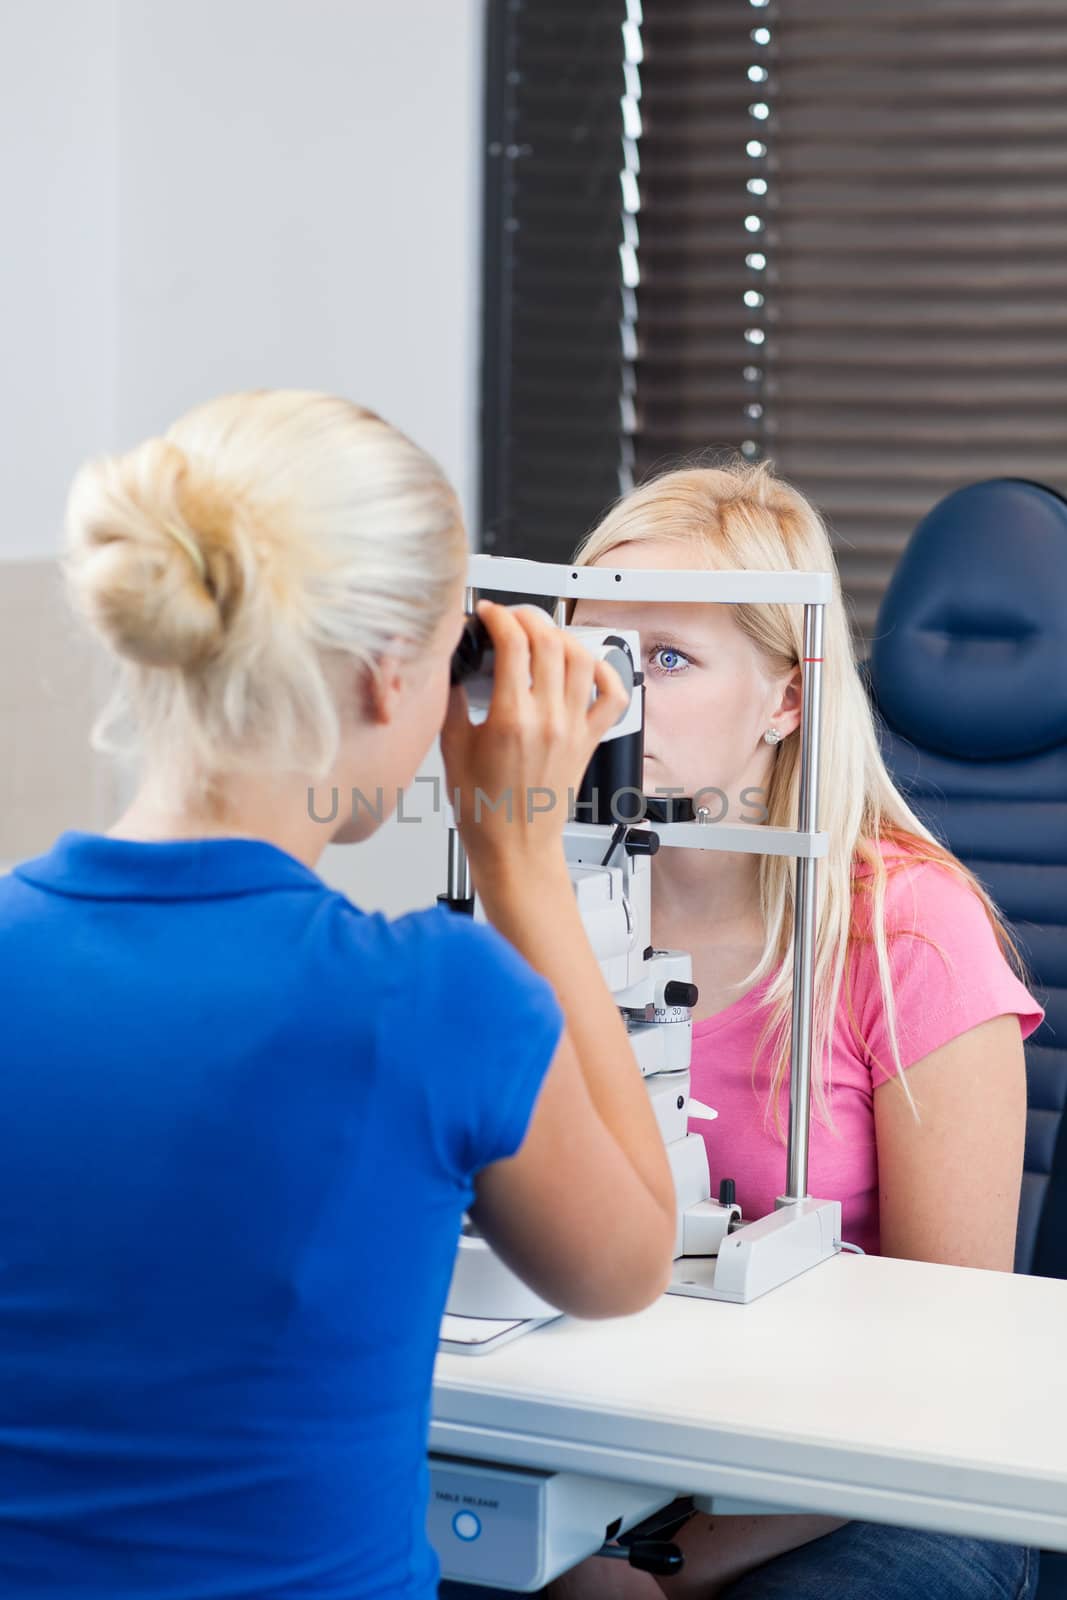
left=623, top=827, right=660, bottom=857
left=719, top=1178, right=736, bottom=1208
left=436, top=893, right=475, bottom=917
left=627, top=1540, right=684, bottom=1577
left=663, top=980, right=699, bottom=1009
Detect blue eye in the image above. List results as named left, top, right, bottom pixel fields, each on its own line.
left=650, top=645, right=690, bottom=676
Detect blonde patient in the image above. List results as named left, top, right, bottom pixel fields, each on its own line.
left=549, top=462, right=1041, bottom=1600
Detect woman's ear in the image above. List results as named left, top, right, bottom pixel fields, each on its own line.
left=773, top=665, right=803, bottom=739
left=360, top=651, right=407, bottom=726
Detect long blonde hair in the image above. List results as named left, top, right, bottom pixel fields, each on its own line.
left=575, top=460, right=1026, bottom=1137
left=64, top=390, right=465, bottom=806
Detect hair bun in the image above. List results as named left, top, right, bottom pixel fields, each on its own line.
left=64, top=437, right=238, bottom=670
left=62, top=389, right=467, bottom=805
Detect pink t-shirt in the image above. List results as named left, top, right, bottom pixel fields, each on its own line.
left=688, top=843, right=1045, bottom=1255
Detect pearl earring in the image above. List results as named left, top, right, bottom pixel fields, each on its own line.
left=763, top=727, right=783, bottom=746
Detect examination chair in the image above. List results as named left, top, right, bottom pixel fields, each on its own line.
left=865, top=477, right=1067, bottom=1598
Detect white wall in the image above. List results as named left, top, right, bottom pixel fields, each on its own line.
left=115, top=0, right=484, bottom=525
left=116, top=0, right=486, bottom=916
left=1, top=0, right=486, bottom=911
left=0, top=1, right=120, bottom=561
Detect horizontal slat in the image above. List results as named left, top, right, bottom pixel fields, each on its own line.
left=511, top=423, right=628, bottom=456
left=776, top=104, right=1067, bottom=139
left=511, top=481, right=622, bottom=515
left=833, top=542, right=914, bottom=569
left=646, top=34, right=1067, bottom=69
left=766, top=415, right=1067, bottom=446
left=754, top=374, right=1067, bottom=403
left=511, top=343, right=627, bottom=375
left=775, top=145, right=1067, bottom=177
left=516, top=175, right=629, bottom=211
left=732, top=338, right=1067, bottom=368
left=769, top=186, right=1067, bottom=218
left=639, top=417, right=1067, bottom=453
left=770, top=219, right=1067, bottom=249
left=758, top=486, right=966, bottom=522
left=639, top=329, right=1067, bottom=365
left=646, top=0, right=1066, bottom=26
left=765, top=301, right=1067, bottom=332
left=512, top=123, right=625, bottom=160
left=519, top=242, right=628, bottom=273
left=513, top=371, right=628, bottom=403
left=643, top=148, right=1067, bottom=186
left=742, top=264, right=1065, bottom=294
left=772, top=68, right=1067, bottom=102
left=766, top=0, right=1067, bottom=22
left=769, top=450, right=1067, bottom=480
left=484, top=527, right=609, bottom=564
left=645, top=357, right=1059, bottom=397
left=514, top=8, right=627, bottom=34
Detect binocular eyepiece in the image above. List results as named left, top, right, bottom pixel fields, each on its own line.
left=450, top=613, right=491, bottom=688
left=450, top=613, right=638, bottom=710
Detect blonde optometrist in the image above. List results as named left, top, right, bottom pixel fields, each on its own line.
left=0, top=391, right=676, bottom=1600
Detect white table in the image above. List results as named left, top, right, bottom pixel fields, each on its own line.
left=432, top=1253, right=1067, bottom=1553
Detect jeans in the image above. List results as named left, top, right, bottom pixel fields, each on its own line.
left=717, top=1522, right=1039, bottom=1600
left=440, top=1524, right=1039, bottom=1599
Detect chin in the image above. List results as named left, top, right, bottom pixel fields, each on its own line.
left=644, top=766, right=685, bottom=799
left=331, top=807, right=394, bottom=846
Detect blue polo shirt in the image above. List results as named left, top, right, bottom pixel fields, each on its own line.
left=0, top=831, right=562, bottom=1598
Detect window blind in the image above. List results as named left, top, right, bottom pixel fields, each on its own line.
left=480, top=0, right=636, bottom=562
left=635, top=0, right=1067, bottom=644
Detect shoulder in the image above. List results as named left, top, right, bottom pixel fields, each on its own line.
left=371, top=902, right=545, bottom=986
left=325, top=896, right=562, bottom=1022
left=850, top=837, right=993, bottom=949
left=846, top=837, right=1044, bottom=1073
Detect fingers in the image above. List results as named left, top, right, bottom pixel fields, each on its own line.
left=525, top=606, right=566, bottom=723
left=586, top=656, right=631, bottom=742
left=474, top=599, right=631, bottom=750
left=562, top=629, right=597, bottom=723
left=518, top=610, right=613, bottom=753
left=474, top=600, right=531, bottom=721
left=480, top=600, right=567, bottom=728
left=440, top=682, right=470, bottom=751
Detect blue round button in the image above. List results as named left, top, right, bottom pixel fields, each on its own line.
left=452, top=1510, right=482, bottom=1542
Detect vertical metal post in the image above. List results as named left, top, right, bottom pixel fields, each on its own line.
left=446, top=828, right=473, bottom=904
left=783, top=602, right=824, bottom=1203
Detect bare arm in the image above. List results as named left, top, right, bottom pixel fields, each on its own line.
left=470, top=1026, right=675, bottom=1318
left=874, top=1012, right=1027, bottom=1270
left=548, top=1511, right=848, bottom=1600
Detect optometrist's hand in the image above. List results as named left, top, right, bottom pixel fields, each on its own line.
left=440, top=599, right=628, bottom=876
